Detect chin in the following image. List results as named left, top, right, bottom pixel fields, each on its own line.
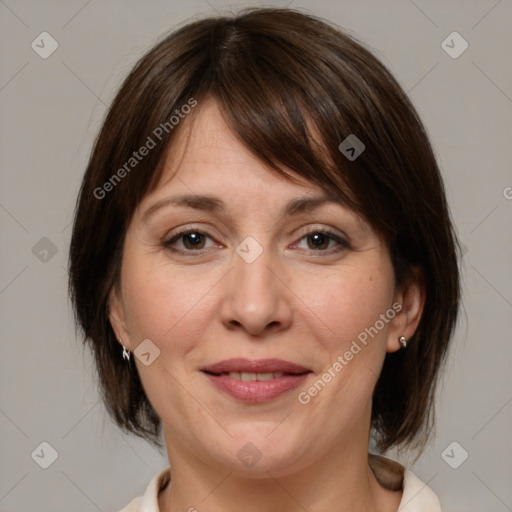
left=211, top=428, right=308, bottom=476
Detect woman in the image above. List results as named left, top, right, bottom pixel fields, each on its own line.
left=68, top=7, right=461, bottom=512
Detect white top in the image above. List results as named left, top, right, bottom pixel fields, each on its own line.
left=117, top=456, right=441, bottom=512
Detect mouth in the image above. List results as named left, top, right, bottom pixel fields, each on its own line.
left=201, top=358, right=312, bottom=403
left=207, top=371, right=289, bottom=381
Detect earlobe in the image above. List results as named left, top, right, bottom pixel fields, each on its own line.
left=386, top=267, right=426, bottom=353
left=108, top=285, right=131, bottom=350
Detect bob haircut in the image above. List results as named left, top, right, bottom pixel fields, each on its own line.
left=68, top=7, right=461, bottom=454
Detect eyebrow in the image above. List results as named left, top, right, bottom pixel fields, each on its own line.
left=141, top=193, right=342, bottom=222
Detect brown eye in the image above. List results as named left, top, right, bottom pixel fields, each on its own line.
left=163, top=229, right=214, bottom=253
left=306, top=232, right=331, bottom=250
left=181, top=232, right=206, bottom=250
left=296, top=230, right=349, bottom=253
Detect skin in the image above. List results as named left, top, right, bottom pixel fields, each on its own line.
left=109, top=99, right=425, bottom=512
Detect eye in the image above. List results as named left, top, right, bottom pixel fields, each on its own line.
left=162, top=227, right=350, bottom=256
left=163, top=228, right=217, bottom=253
left=293, top=229, right=349, bottom=253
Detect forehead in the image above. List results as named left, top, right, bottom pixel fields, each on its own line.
left=148, top=99, right=324, bottom=199
left=132, top=99, right=374, bottom=240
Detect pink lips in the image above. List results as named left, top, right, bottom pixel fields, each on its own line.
left=202, top=358, right=310, bottom=375
left=201, top=358, right=311, bottom=403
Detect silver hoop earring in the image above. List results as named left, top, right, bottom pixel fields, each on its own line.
left=122, top=342, right=131, bottom=361
left=398, top=336, right=408, bottom=349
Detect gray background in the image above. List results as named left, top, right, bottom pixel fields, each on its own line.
left=1, top=0, right=511, bottom=511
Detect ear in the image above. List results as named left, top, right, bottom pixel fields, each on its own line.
left=108, top=284, right=131, bottom=351
left=386, top=266, right=426, bottom=353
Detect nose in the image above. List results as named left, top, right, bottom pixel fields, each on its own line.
left=218, top=244, right=293, bottom=337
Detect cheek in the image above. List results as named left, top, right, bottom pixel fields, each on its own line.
left=120, top=252, right=220, bottom=352
left=308, top=266, right=395, bottom=352
left=299, top=271, right=394, bottom=417
left=301, top=262, right=394, bottom=403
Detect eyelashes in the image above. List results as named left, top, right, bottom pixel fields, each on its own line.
left=163, top=229, right=214, bottom=253
left=162, top=227, right=350, bottom=256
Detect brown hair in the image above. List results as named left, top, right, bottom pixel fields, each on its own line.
left=68, top=7, right=461, bottom=454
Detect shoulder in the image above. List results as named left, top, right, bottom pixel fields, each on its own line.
left=117, top=496, right=142, bottom=512
left=116, top=467, right=171, bottom=512
left=401, top=468, right=442, bottom=511
left=369, top=454, right=442, bottom=512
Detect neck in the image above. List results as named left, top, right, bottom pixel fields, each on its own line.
left=158, top=435, right=402, bottom=512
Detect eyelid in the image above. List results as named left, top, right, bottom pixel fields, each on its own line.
left=293, top=223, right=349, bottom=242
left=163, top=225, right=222, bottom=252
left=163, top=223, right=351, bottom=255
left=290, top=227, right=351, bottom=252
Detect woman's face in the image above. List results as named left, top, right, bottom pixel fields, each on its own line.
left=109, top=99, right=422, bottom=476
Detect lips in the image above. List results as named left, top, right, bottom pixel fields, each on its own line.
left=202, top=358, right=310, bottom=375
left=201, top=358, right=312, bottom=403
